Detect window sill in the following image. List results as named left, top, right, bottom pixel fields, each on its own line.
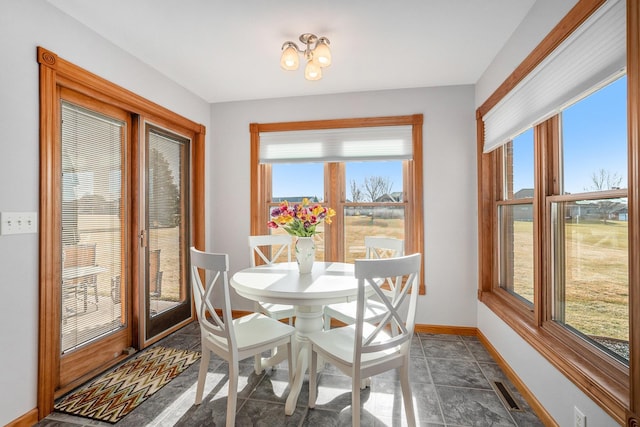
left=480, top=291, right=628, bottom=425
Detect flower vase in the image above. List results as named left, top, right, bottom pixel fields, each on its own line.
left=295, top=236, right=315, bottom=274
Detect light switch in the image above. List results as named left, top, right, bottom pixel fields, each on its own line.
left=0, top=212, right=38, bottom=235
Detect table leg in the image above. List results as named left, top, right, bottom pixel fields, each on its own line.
left=257, top=345, right=288, bottom=373
left=285, top=304, right=323, bottom=415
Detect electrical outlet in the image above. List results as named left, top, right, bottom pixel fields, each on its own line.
left=0, top=212, right=38, bottom=235
left=574, top=407, right=586, bottom=427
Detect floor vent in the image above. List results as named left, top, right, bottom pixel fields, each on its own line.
left=493, top=381, right=523, bottom=412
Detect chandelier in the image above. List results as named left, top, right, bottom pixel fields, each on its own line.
left=280, top=33, right=332, bottom=81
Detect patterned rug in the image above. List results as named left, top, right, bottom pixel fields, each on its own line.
left=54, top=346, right=201, bottom=423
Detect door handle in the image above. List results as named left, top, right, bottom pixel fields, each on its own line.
left=139, top=230, right=147, bottom=247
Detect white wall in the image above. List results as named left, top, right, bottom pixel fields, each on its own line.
left=479, top=305, right=618, bottom=427
left=476, top=0, right=618, bottom=425
left=0, top=1, right=210, bottom=424
left=209, top=86, right=479, bottom=327
left=476, top=0, right=578, bottom=106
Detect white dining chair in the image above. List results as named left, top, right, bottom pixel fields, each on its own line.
left=249, top=235, right=296, bottom=325
left=190, top=247, right=295, bottom=427
left=323, top=236, right=404, bottom=331
left=307, top=253, right=421, bottom=426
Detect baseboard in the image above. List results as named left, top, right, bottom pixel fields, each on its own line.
left=414, top=323, right=477, bottom=336
left=477, top=330, right=557, bottom=427
left=5, top=408, right=38, bottom=427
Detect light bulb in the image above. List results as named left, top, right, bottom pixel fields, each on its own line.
left=314, top=38, right=331, bottom=67
left=280, top=43, right=299, bottom=71
left=304, top=60, right=322, bottom=80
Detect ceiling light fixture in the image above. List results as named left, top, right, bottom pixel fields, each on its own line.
left=280, top=33, right=331, bottom=81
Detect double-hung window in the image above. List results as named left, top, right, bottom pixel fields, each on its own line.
left=250, top=115, right=425, bottom=292
left=477, top=0, right=638, bottom=423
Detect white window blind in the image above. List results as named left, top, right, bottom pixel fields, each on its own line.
left=61, top=101, right=125, bottom=353
left=483, top=0, right=626, bottom=153
left=259, top=126, right=413, bottom=163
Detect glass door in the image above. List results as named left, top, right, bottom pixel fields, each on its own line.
left=59, top=95, right=132, bottom=388
left=143, top=124, right=192, bottom=340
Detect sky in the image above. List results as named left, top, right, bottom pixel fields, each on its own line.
left=272, top=161, right=403, bottom=201
left=513, top=75, right=627, bottom=195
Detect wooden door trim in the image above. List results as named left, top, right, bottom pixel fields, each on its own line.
left=37, top=47, right=205, bottom=420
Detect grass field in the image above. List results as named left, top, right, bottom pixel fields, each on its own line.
left=512, top=220, right=629, bottom=343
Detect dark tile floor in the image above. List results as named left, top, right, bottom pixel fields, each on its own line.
left=37, top=322, right=544, bottom=426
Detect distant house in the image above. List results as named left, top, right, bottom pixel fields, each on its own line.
left=514, top=188, right=534, bottom=199
left=568, top=199, right=628, bottom=222
left=272, top=196, right=320, bottom=203
left=510, top=188, right=534, bottom=221
left=375, top=191, right=403, bottom=202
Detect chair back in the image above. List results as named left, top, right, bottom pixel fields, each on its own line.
left=364, top=236, right=404, bottom=260
left=364, top=236, right=404, bottom=297
left=63, top=243, right=97, bottom=268
left=190, top=247, right=237, bottom=352
left=249, top=234, right=292, bottom=267
left=353, top=253, right=421, bottom=362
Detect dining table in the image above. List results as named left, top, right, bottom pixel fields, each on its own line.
left=230, top=261, right=365, bottom=415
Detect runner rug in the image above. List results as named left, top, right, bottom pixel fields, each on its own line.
left=54, top=346, right=201, bottom=423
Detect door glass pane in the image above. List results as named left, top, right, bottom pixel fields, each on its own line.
left=61, top=102, right=125, bottom=353
left=551, top=199, right=629, bottom=363
left=147, top=128, right=189, bottom=317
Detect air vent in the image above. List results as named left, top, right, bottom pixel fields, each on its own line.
left=493, top=381, right=523, bottom=412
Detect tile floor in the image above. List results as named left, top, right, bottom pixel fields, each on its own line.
left=37, top=322, right=544, bottom=426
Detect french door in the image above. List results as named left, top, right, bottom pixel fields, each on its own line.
left=143, top=124, right=192, bottom=340
left=38, top=47, right=205, bottom=418
left=55, top=92, right=193, bottom=394
left=58, top=90, right=133, bottom=391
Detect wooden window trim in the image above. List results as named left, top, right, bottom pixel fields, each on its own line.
left=477, top=1, right=639, bottom=424
left=249, top=115, right=425, bottom=293
left=37, top=47, right=205, bottom=419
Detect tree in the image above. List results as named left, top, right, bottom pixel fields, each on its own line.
left=586, top=168, right=622, bottom=191
left=363, top=176, right=393, bottom=202
left=149, top=148, right=180, bottom=227
left=362, top=176, right=394, bottom=222
left=349, top=179, right=363, bottom=202
left=585, top=169, right=624, bottom=224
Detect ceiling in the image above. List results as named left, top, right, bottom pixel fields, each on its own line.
left=47, top=0, right=537, bottom=104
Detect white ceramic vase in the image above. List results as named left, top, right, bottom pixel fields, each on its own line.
left=295, top=236, right=315, bottom=274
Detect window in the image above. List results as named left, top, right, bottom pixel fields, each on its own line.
left=498, top=129, right=534, bottom=304
left=250, top=116, right=425, bottom=293
left=344, top=160, right=405, bottom=262
left=477, top=1, right=638, bottom=423
left=552, top=76, right=628, bottom=363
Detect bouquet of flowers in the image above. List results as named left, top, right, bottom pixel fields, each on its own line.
left=268, top=198, right=336, bottom=237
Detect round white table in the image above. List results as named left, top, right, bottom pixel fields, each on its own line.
left=230, top=261, right=360, bottom=415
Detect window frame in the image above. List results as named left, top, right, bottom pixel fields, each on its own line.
left=249, top=115, right=425, bottom=293
left=476, top=1, right=640, bottom=424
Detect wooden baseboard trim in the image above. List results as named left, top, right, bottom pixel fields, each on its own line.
left=477, top=330, right=557, bottom=427
left=6, top=408, right=38, bottom=427
left=414, top=324, right=477, bottom=336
